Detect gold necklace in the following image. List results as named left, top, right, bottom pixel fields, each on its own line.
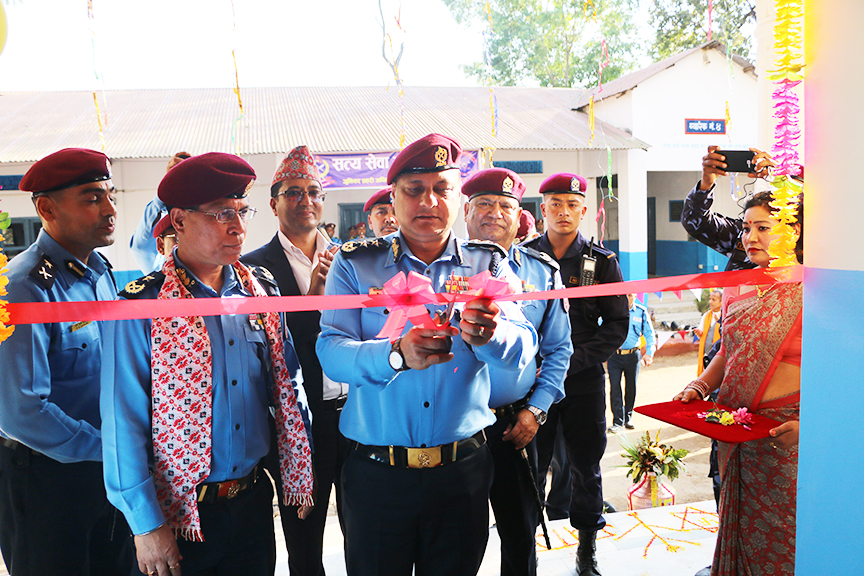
left=756, top=284, right=771, bottom=298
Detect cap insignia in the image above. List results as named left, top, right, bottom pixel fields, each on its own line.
left=106, top=159, right=113, bottom=179
left=434, top=146, right=448, bottom=168
left=245, top=179, right=255, bottom=192
left=502, top=176, right=514, bottom=194
left=570, top=177, right=580, bottom=192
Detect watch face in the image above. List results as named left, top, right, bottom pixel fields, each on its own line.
left=389, top=350, right=404, bottom=371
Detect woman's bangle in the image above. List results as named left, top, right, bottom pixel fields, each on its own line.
left=135, top=524, right=165, bottom=537
left=684, top=379, right=711, bottom=400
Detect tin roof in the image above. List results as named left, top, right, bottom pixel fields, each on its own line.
left=0, top=86, right=648, bottom=163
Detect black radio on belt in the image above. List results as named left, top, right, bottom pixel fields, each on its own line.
left=579, top=237, right=597, bottom=287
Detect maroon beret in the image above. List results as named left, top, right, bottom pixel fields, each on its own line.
left=462, top=168, right=525, bottom=201
left=363, top=187, right=392, bottom=212
left=20, top=148, right=112, bottom=196
left=152, top=214, right=174, bottom=239
left=387, top=133, right=462, bottom=184
left=538, top=173, right=587, bottom=196
left=517, top=210, right=536, bottom=238
left=158, top=152, right=256, bottom=208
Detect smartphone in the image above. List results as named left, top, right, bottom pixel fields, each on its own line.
left=720, top=150, right=756, bottom=173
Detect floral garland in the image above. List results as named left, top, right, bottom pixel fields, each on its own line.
left=0, top=208, right=15, bottom=343
left=766, top=0, right=804, bottom=268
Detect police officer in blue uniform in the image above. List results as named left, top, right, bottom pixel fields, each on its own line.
left=317, top=134, right=538, bottom=576
left=0, top=148, right=135, bottom=575
left=101, top=153, right=313, bottom=576
left=524, top=173, right=629, bottom=576
left=462, top=168, right=572, bottom=576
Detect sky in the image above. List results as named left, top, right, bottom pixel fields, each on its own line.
left=0, top=0, right=487, bottom=91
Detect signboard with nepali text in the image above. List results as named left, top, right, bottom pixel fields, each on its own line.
left=315, top=150, right=480, bottom=189
left=685, top=119, right=726, bottom=135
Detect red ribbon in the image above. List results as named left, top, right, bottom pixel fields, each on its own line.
left=5, top=266, right=802, bottom=327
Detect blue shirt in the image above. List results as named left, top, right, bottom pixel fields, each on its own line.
left=129, top=195, right=166, bottom=274
left=621, top=302, right=656, bottom=356
left=488, top=245, right=572, bottom=412
left=0, top=229, right=116, bottom=463
left=100, top=253, right=311, bottom=535
left=317, top=232, right=538, bottom=448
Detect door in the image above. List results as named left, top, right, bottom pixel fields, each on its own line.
left=647, top=197, right=656, bottom=276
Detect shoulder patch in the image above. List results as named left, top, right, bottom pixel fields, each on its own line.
left=119, top=272, right=165, bottom=299
left=465, top=239, right=507, bottom=259
left=520, top=246, right=560, bottom=271
left=340, top=237, right=391, bottom=258
left=248, top=265, right=279, bottom=296
left=29, top=254, right=57, bottom=289
left=590, top=241, right=616, bottom=259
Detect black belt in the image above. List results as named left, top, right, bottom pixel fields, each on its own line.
left=321, top=394, right=348, bottom=411
left=353, top=430, right=486, bottom=469
left=491, top=398, right=528, bottom=420
left=616, top=347, right=640, bottom=355
left=196, top=464, right=261, bottom=503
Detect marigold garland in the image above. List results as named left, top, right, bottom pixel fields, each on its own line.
left=766, top=0, right=804, bottom=268
left=0, top=209, right=15, bottom=343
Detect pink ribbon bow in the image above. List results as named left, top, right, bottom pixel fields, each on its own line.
left=367, top=271, right=440, bottom=342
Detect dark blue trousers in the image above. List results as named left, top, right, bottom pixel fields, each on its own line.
left=341, top=444, right=493, bottom=576
left=0, top=444, right=135, bottom=576
left=607, top=351, right=641, bottom=426
left=487, top=415, right=540, bottom=576
left=535, top=379, right=607, bottom=532
left=536, top=420, right=572, bottom=521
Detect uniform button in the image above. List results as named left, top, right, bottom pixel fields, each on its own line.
left=229, top=339, right=235, bottom=346
left=233, top=466, right=238, bottom=472
left=81, top=343, right=87, bottom=349
left=425, top=269, right=431, bottom=275
left=234, top=424, right=240, bottom=431
left=420, top=443, right=427, bottom=448
left=231, top=379, right=237, bottom=386
left=423, top=401, right=430, bottom=408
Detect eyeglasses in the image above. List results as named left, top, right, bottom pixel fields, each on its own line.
left=472, top=199, right=519, bottom=214
left=276, top=189, right=327, bottom=203
left=185, top=207, right=258, bottom=223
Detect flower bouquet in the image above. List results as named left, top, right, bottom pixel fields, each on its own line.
left=619, top=431, right=689, bottom=510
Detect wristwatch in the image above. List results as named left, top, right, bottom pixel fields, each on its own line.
left=388, top=337, right=410, bottom=372
left=527, top=405, right=547, bottom=425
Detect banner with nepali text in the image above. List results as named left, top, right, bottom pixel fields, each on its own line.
left=315, top=150, right=480, bottom=189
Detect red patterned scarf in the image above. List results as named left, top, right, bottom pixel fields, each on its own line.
left=150, top=255, right=313, bottom=541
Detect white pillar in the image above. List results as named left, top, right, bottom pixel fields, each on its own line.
left=615, top=148, right=648, bottom=280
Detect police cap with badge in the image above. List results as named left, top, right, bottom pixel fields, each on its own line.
left=158, top=152, right=256, bottom=208
left=387, top=133, right=462, bottom=184
left=461, top=167, right=526, bottom=201
left=538, top=172, right=587, bottom=196
left=20, top=148, right=112, bottom=197
left=363, top=186, right=392, bottom=212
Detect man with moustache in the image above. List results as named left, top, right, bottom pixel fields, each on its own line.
left=524, top=173, right=629, bottom=576
left=363, top=186, right=399, bottom=237
left=317, top=134, right=538, bottom=576
left=101, top=153, right=313, bottom=576
left=242, top=145, right=348, bottom=576
left=462, top=168, right=572, bottom=576
left=0, top=148, right=135, bottom=575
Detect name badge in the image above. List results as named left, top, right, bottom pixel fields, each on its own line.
left=70, top=320, right=91, bottom=332
left=249, top=314, right=265, bottom=331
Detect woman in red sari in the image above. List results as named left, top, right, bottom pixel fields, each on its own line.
left=675, top=190, right=803, bottom=576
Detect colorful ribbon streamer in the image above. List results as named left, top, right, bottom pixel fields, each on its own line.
left=368, top=271, right=440, bottom=342
left=5, top=266, right=802, bottom=327
left=86, top=1, right=107, bottom=151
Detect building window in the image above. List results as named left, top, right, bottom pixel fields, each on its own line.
left=338, top=203, right=369, bottom=241
left=1, top=217, right=42, bottom=259
left=494, top=160, right=543, bottom=174
left=669, top=200, right=685, bottom=222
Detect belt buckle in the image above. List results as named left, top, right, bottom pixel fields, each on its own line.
left=406, top=446, right=442, bottom=468
left=226, top=482, right=241, bottom=499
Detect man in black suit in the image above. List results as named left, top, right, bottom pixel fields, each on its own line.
left=242, top=145, right=347, bottom=576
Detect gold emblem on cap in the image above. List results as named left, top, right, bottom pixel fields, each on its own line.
left=434, top=146, right=448, bottom=168
left=570, top=177, right=579, bottom=192
left=245, top=179, right=255, bottom=193
left=502, top=176, right=514, bottom=193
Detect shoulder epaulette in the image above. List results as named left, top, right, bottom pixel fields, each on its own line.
left=248, top=265, right=279, bottom=296
left=340, top=237, right=391, bottom=257
left=520, top=246, right=560, bottom=271
left=465, top=239, right=507, bottom=259
left=119, top=272, right=165, bottom=299
left=590, top=241, right=617, bottom=260
left=29, top=254, right=57, bottom=289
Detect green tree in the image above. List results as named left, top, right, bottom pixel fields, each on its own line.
left=649, top=0, right=756, bottom=61
left=443, top=0, right=642, bottom=88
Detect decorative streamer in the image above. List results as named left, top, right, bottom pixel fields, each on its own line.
left=597, top=38, right=610, bottom=92
left=594, top=146, right=614, bottom=246
left=229, top=0, right=246, bottom=155
left=583, top=0, right=597, bottom=22
left=483, top=1, right=498, bottom=139
left=766, top=0, right=804, bottom=268
left=707, top=0, right=713, bottom=42
left=379, top=1, right=406, bottom=150
left=86, top=1, right=107, bottom=151
left=588, top=95, right=595, bottom=145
